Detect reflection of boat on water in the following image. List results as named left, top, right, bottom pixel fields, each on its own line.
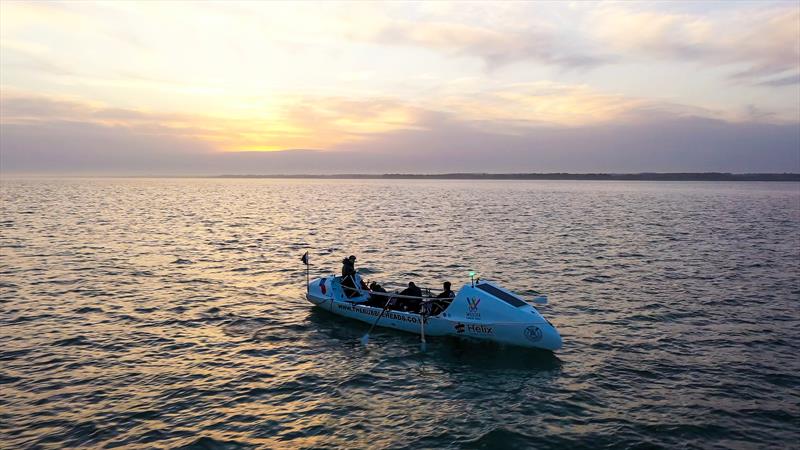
left=305, top=271, right=563, bottom=352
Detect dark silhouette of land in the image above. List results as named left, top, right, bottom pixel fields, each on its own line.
left=218, top=173, right=800, bottom=181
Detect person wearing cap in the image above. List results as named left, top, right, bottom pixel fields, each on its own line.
left=341, top=255, right=358, bottom=298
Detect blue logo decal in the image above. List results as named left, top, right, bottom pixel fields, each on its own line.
left=524, top=326, right=543, bottom=342
left=465, top=297, right=481, bottom=320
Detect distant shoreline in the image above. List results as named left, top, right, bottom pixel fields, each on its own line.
left=4, top=173, right=799, bottom=181
left=216, top=173, right=800, bottom=181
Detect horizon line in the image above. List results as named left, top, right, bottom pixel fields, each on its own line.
left=3, top=172, right=799, bottom=181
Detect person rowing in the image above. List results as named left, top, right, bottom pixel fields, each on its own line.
left=397, top=281, right=423, bottom=312
left=429, top=281, right=455, bottom=315
left=367, top=281, right=389, bottom=306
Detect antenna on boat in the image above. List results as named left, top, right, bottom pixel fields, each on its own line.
left=469, top=271, right=475, bottom=287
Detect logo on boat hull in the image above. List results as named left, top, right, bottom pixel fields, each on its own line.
left=465, top=297, right=481, bottom=320
left=319, top=279, right=327, bottom=295
left=466, top=324, right=493, bottom=335
left=454, top=322, right=494, bottom=335
left=524, top=326, right=543, bottom=342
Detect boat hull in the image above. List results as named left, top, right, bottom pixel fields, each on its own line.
left=306, top=283, right=562, bottom=351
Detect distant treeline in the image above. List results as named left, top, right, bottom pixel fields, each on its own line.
left=218, top=173, right=800, bottom=181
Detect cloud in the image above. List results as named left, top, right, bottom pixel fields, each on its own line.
left=350, top=18, right=612, bottom=70
left=9, top=84, right=708, bottom=157
left=756, top=73, right=800, bottom=88
left=3, top=93, right=797, bottom=174
left=0, top=94, right=212, bottom=139
left=591, top=5, right=800, bottom=86
left=342, top=3, right=800, bottom=84
left=0, top=92, right=435, bottom=159
left=0, top=43, right=77, bottom=78
left=2, top=67, right=797, bottom=173
left=331, top=111, right=800, bottom=173
left=0, top=95, right=87, bottom=120
left=0, top=120, right=215, bottom=174
left=436, top=81, right=723, bottom=129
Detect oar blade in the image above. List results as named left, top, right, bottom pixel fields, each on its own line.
left=420, top=341, right=427, bottom=352
left=360, top=334, right=370, bottom=346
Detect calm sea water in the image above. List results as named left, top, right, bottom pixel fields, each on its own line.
left=1, top=178, right=798, bottom=449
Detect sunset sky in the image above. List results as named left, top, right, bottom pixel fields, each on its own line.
left=1, top=1, right=798, bottom=174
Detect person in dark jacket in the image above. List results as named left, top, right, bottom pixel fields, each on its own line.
left=341, top=255, right=356, bottom=277
left=341, top=255, right=357, bottom=298
left=430, top=281, right=455, bottom=315
left=368, top=281, right=389, bottom=307
left=398, top=281, right=422, bottom=312
left=437, top=281, right=454, bottom=299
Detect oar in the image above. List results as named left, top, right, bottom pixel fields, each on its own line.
left=360, top=297, right=393, bottom=346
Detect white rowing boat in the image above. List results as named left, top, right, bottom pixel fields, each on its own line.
left=305, top=272, right=563, bottom=351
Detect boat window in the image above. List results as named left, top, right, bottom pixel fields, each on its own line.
left=476, top=283, right=527, bottom=307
